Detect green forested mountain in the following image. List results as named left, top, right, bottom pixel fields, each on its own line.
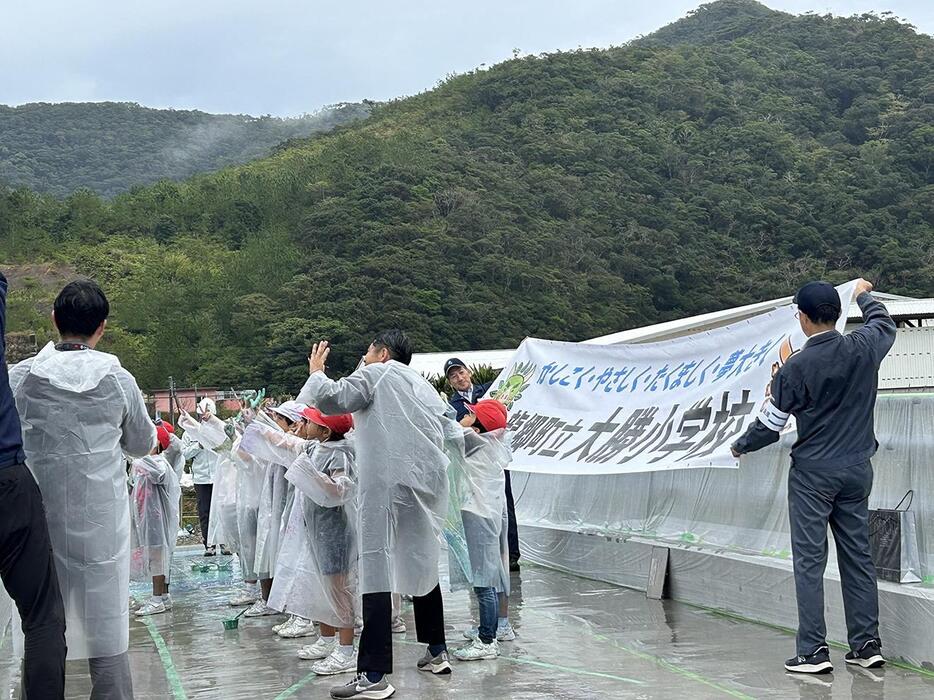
left=2, top=1, right=932, bottom=394
left=0, top=101, right=371, bottom=197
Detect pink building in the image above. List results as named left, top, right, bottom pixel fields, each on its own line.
left=149, top=387, right=242, bottom=416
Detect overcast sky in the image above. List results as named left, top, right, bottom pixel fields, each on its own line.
left=1, top=1, right=930, bottom=117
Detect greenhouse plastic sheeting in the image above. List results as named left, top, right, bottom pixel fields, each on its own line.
left=513, top=393, right=934, bottom=580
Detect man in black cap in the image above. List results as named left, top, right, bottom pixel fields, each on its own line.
left=444, top=358, right=521, bottom=571
left=732, top=278, right=895, bottom=675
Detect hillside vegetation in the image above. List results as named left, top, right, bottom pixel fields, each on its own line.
left=0, top=101, right=371, bottom=197
left=1, top=0, right=932, bottom=393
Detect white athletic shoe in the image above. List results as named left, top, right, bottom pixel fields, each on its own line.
left=311, top=648, right=358, bottom=676
left=161, top=594, right=173, bottom=611
left=228, top=588, right=259, bottom=607
left=272, top=615, right=296, bottom=634
left=391, top=616, right=407, bottom=634
left=243, top=600, right=279, bottom=617
left=279, top=617, right=317, bottom=638
left=135, top=596, right=167, bottom=617
left=298, top=636, right=338, bottom=660
left=453, top=638, right=500, bottom=661
left=497, top=621, right=516, bottom=641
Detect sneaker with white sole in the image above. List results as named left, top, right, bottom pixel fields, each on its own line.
left=391, top=616, right=406, bottom=634
left=135, top=596, right=167, bottom=617
left=312, top=648, right=358, bottom=676
left=229, top=588, right=259, bottom=607
left=243, top=600, right=279, bottom=617
left=329, top=673, right=395, bottom=699
left=416, top=649, right=452, bottom=675
left=785, top=646, right=833, bottom=674
left=845, top=640, right=885, bottom=669
left=496, top=621, right=516, bottom=641
left=453, top=638, right=499, bottom=661
left=272, top=615, right=296, bottom=634
left=161, top=594, right=173, bottom=611
left=279, top=617, right=317, bottom=638
left=299, top=636, right=338, bottom=660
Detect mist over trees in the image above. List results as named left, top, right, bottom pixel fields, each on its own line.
left=2, top=1, right=932, bottom=394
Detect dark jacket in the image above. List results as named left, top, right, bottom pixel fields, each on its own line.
left=733, top=293, right=896, bottom=469
left=0, top=272, right=26, bottom=468
left=448, top=381, right=492, bottom=421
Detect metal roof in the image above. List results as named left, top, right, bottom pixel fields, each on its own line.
left=847, top=298, right=934, bottom=322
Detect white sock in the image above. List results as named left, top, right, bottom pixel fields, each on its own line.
left=338, top=644, right=355, bottom=658
left=498, top=617, right=509, bottom=627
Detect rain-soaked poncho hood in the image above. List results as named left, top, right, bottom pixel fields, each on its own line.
left=298, top=360, right=462, bottom=596
left=8, top=346, right=155, bottom=660
left=28, top=342, right=121, bottom=393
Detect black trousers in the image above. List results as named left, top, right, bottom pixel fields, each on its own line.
left=0, top=463, right=67, bottom=699
left=504, top=470, right=520, bottom=563
left=357, top=584, right=446, bottom=674
left=194, top=483, right=213, bottom=546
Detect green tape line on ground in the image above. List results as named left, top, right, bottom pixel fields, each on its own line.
left=397, top=638, right=644, bottom=685
left=526, top=608, right=755, bottom=700
left=274, top=670, right=319, bottom=700
left=135, top=599, right=188, bottom=700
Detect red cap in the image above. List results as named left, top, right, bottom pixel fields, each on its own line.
left=155, top=422, right=173, bottom=451
left=467, top=399, right=508, bottom=432
left=301, top=406, right=354, bottom=435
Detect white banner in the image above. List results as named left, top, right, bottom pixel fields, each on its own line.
left=489, top=282, right=857, bottom=474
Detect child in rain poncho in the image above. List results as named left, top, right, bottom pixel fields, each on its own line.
left=180, top=398, right=228, bottom=556
left=447, top=399, right=516, bottom=662
left=285, top=406, right=359, bottom=676
left=131, top=421, right=183, bottom=616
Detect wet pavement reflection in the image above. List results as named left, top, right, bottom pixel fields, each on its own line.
left=4, top=545, right=934, bottom=698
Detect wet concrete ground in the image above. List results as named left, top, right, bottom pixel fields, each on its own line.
left=6, top=545, right=934, bottom=699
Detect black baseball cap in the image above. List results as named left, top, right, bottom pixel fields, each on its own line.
left=793, top=281, right=841, bottom=317
left=444, top=358, right=468, bottom=377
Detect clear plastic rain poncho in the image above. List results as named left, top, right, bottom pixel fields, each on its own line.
left=179, top=413, right=226, bottom=484
left=129, top=454, right=181, bottom=580
left=445, top=428, right=512, bottom=594
left=180, top=412, right=239, bottom=550
left=298, top=360, right=459, bottom=596
left=280, top=439, right=359, bottom=627
left=230, top=433, right=267, bottom=580
left=238, top=419, right=305, bottom=579
left=8, top=343, right=156, bottom=660
left=163, top=433, right=186, bottom=479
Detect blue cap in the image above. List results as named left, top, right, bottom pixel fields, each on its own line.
left=444, top=358, right=467, bottom=378
left=793, top=281, right=841, bottom=318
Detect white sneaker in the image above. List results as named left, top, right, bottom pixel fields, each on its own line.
left=243, top=600, right=279, bottom=617
left=311, top=648, right=357, bottom=676
left=161, top=594, right=173, bottom=611
left=298, top=636, right=337, bottom=660
left=279, top=617, right=317, bottom=638
left=135, top=596, right=167, bottom=617
left=229, top=588, right=259, bottom=607
left=497, top=621, right=516, bottom=641
left=391, top=616, right=407, bottom=634
left=453, top=638, right=500, bottom=661
left=272, top=615, right=296, bottom=634
left=462, top=626, right=479, bottom=641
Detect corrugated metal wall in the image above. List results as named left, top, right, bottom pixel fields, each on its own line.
left=879, top=327, right=934, bottom=390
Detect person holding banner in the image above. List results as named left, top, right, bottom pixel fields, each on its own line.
left=731, top=279, right=895, bottom=674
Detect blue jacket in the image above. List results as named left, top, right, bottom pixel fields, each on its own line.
left=448, top=381, right=493, bottom=421
left=0, top=272, right=26, bottom=468
left=733, top=293, right=896, bottom=469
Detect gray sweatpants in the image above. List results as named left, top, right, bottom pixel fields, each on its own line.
left=788, top=460, right=880, bottom=656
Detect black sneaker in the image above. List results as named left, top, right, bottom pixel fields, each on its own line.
left=204, top=546, right=216, bottom=557
left=785, top=646, right=833, bottom=674
left=845, top=640, right=885, bottom=669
